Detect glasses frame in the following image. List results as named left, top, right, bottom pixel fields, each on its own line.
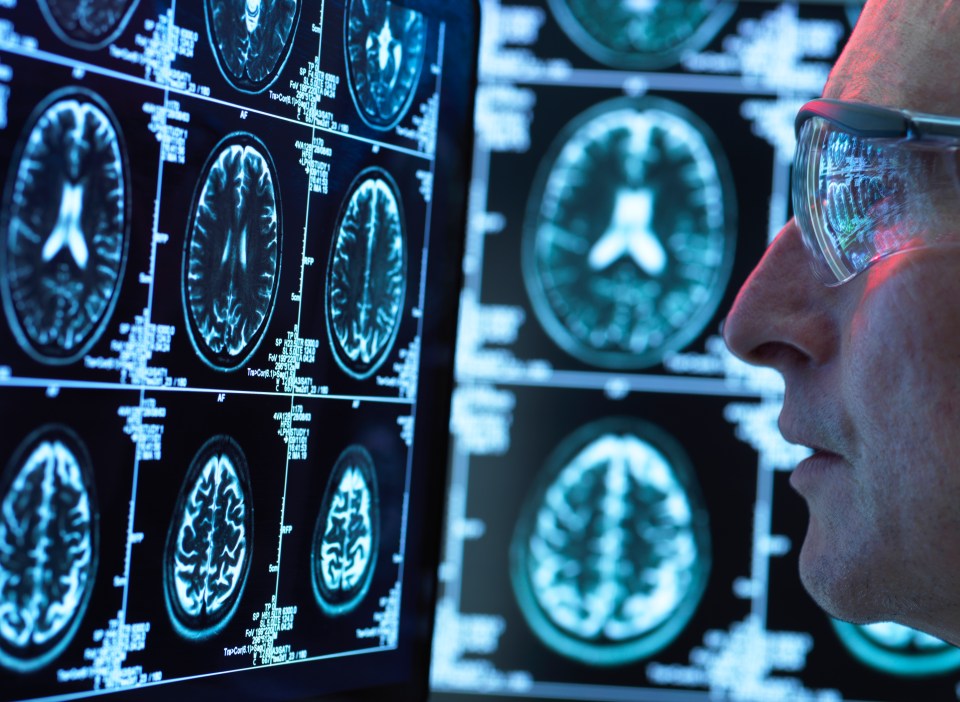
left=796, top=98, right=960, bottom=141
left=794, top=98, right=960, bottom=285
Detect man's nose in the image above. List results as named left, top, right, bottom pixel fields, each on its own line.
left=723, top=218, right=838, bottom=370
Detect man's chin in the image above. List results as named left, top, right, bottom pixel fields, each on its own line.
left=797, top=537, right=886, bottom=625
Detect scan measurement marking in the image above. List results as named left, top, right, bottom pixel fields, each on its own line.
left=489, top=68, right=782, bottom=97
left=23, top=645, right=401, bottom=702
left=274, top=0, right=326, bottom=603
left=399, top=21, right=447, bottom=571
left=0, top=36, right=433, bottom=163
left=117, top=0, right=179, bottom=661
left=0, top=375, right=420, bottom=405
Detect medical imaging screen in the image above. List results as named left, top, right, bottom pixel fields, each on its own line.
left=428, top=2, right=960, bottom=702
left=0, top=0, right=476, bottom=700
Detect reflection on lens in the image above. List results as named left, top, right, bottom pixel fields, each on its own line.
left=183, top=133, right=282, bottom=372
left=831, top=619, right=960, bottom=677
left=164, top=435, right=253, bottom=640
left=311, top=445, right=379, bottom=616
left=205, top=0, right=301, bottom=93
left=510, top=417, right=710, bottom=665
left=345, top=0, right=427, bottom=129
left=547, top=0, right=734, bottom=69
left=1, top=88, right=129, bottom=365
left=0, top=426, right=98, bottom=673
left=326, top=168, right=406, bottom=380
left=38, top=0, right=140, bottom=49
left=523, top=96, right=736, bottom=369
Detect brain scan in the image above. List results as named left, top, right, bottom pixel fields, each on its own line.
left=1, top=88, right=129, bottom=365
left=37, top=0, right=140, bottom=49
left=0, top=426, right=98, bottom=673
left=311, top=445, right=379, bottom=616
left=326, top=168, right=406, bottom=379
left=831, top=620, right=960, bottom=677
left=345, top=0, right=426, bottom=129
left=205, top=0, right=301, bottom=93
left=164, top=435, right=253, bottom=640
left=510, top=418, right=710, bottom=665
left=547, top=0, right=735, bottom=69
left=183, top=133, right=281, bottom=372
left=523, top=96, right=736, bottom=369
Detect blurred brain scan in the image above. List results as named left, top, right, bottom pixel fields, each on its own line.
left=0, top=88, right=129, bottom=365
left=311, top=445, right=379, bottom=616
left=523, top=96, right=736, bottom=369
left=547, top=0, right=735, bottom=69
left=164, top=435, right=253, bottom=640
left=37, top=0, right=140, bottom=49
left=205, top=0, right=301, bottom=93
left=183, top=133, right=281, bottom=372
left=831, top=620, right=960, bottom=677
left=846, top=2, right=864, bottom=27
left=510, top=417, right=710, bottom=665
left=345, top=0, right=426, bottom=129
left=326, top=168, right=406, bottom=380
left=0, top=426, right=98, bottom=673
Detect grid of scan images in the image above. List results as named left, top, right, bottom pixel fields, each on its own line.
left=0, top=1, right=461, bottom=700
left=429, top=2, right=960, bottom=702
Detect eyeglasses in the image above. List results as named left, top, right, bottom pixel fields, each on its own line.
left=793, top=98, right=960, bottom=285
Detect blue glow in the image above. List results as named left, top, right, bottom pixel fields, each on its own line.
left=1, top=88, right=128, bottom=366
left=183, top=133, right=281, bottom=372
left=164, top=436, right=252, bottom=640
left=37, top=0, right=141, bottom=50
left=311, top=445, right=379, bottom=616
left=345, top=0, right=426, bottom=129
left=326, top=168, right=406, bottom=380
left=205, top=0, right=300, bottom=93
left=0, top=426, right=98, bottom=673
left=510, top=418, right=710, bottom=666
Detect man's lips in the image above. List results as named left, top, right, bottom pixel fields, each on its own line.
left=789, top=449, right=846, bottom=495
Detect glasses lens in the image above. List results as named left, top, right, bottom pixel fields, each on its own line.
left=793, top=115, right=955, bottom=285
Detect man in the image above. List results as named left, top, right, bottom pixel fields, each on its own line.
left=723, top=0, right=960, bottom=645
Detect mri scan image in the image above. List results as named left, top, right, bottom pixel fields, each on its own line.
left=345, top=0, right=427, bottom=129
left=326, top=168, right=406, bottom=380
left=183, top=133, right=281, bottom=372
left=510, top=418, right=710, bottom=665
left=547, top=0, right=735, bottom=69
left=205, top=0, right=301, bottom=93
left=0, top=426, right=98, bottom=673
left=523, top=96, right=736, bottom=369
left=831, top=620, right=960, bottom=677
left=37, top=0, right=140, bottom=49
left=164, top=435, right=253, bottom=640
left=1, top=88, right=129, bottom=365
left=311, top=445, right=379, bottom=616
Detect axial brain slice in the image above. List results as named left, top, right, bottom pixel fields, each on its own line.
left=0, top=428, right=97, bottom=672
left=38, top=0, right=139, bottom=47
left=207, top=0, right=300, bottom=92
left=185, top=137, right=280, bottom=371
left=512, top=423, right=709, bottom=664
left=326, top=171, right=406, bottom=379
left=312, top=446, right=379, bottom=615
left=166, top=437, right=251, bottom=638
left=346, top=0, right=426, bottom=128
left=550, top=0, right=732, bottom=69
left=2, top=91, right=128, bottom=364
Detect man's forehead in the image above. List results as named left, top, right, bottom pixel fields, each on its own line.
left=824, top=0, right=960, bottom=115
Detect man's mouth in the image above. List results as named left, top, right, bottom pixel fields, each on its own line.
left=789, top=449, right=846, bottom=495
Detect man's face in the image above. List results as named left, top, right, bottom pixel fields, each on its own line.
left=723, top=0, right=960, bottom=642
